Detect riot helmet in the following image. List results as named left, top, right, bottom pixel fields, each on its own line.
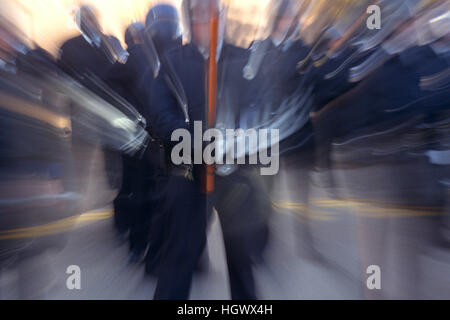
left=125, top=22, right=145, bottom=49
left=145, top=4, right=182, bottom=53
left=75, top=5, right=102, bottom=47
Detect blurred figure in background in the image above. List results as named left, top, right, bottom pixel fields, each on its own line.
left=240, top=0, right=315, bottom=261
left=214, top=0, right=310, bottom=299
left=58, top=4, right=120, bottom=83
left=310, top=0, right=450, bottom=298
left=106, top=7, right=184, bottom=265
left=0, top=12, right=74, bottom=298
left=0, top=0, right=149, bottom=299
left=107, top=22, right=150, bottom=262
left=57, top=4, right=126, bottom=211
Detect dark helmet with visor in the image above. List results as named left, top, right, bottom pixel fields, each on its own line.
left=145, top=4, right=182, bottom=53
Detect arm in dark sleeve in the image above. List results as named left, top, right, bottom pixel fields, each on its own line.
left=147, top=74, right=188, bottom=146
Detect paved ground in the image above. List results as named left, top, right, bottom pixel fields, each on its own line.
left=1, top=149, right=450, bottom=299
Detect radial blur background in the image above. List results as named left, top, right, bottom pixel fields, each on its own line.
left=0, top=0, right=449, bottom=300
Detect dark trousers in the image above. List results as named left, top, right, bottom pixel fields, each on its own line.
left=153, top=175, right=207, bottom=300
left=215, top=168, right=272, bottom=300
left=113, top=154, right=149, bottom=253
left=145, top=175, right=169, bottom=274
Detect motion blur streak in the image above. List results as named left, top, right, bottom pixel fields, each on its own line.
left=0, top=0, right=449, bottom=300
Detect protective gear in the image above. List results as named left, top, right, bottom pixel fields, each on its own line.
left=75, top=5, right=102, bottom=47
left=125, top=22, right=145, bottom=49
left=74, top=5, right=126, bottom=64
left=145, top=4, right=182, bottom=52
left=144, top=4, right=188, bottom=124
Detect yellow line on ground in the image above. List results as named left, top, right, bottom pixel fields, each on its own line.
left=0, top=210, right=113, bottom=240
left=272, top=203, right=337, bottom=221
left=2, top=195, right=444, bottom=240
left=273, top=198, right=443, bottom=220
left=312, top=198, right=442, bottom=211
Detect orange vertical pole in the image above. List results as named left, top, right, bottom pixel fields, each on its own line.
left=203, top=2, right=219, bottom=194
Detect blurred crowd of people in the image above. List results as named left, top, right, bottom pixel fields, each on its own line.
left=0, top=0, right=449, bottom=299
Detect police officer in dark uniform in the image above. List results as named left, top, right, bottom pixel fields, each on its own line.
left=144, top=0, right=282, bottom=299
left=57, top=4, right=126, bottom=205
left=107, top=22, right=150, bottom=261
left=138, top=4, right=184, bottom=276
left=142, top=0, right=229, bottom=299
left=139, top=0, right=214, bottom=299
left=108, top=23, right=148, bottom=110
